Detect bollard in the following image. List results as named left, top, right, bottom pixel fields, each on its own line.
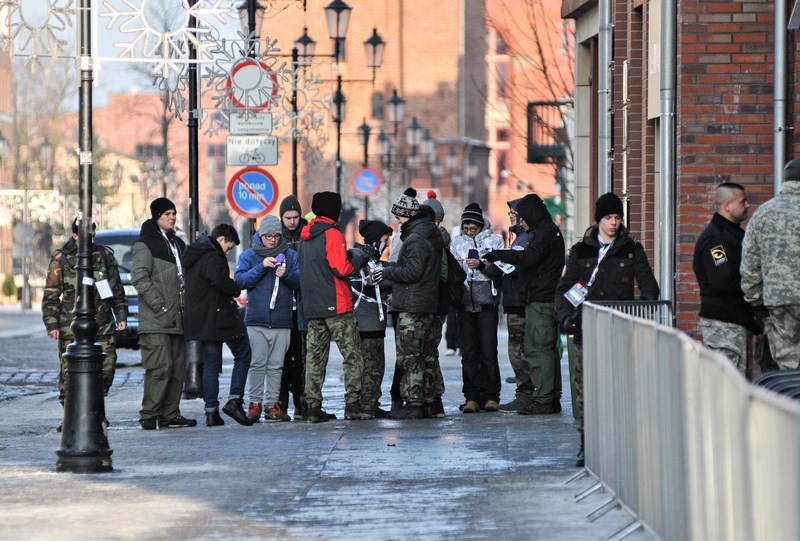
left=183, top=339, right=203, bottom=399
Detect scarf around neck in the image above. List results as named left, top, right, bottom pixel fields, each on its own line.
left=253, top=237, right=288, bottom=259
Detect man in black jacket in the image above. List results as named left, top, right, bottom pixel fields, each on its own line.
left=483, top=193, right=565, bottom=415
left=693, top=182, right=760, bottom=377
left=183, top=224, right=253, bottom=427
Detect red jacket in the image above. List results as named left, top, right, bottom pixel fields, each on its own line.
left=299, top=217, right=356, bottom=319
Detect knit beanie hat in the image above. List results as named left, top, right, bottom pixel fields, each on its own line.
left=421, top=190, right=445, bottom=222
left=785, top=159, right=800, bottom=181
left=358, top=219, right=393, bottom=244
left=150, top=197, right=176, bottom=219
left=257, top=215, right=282, bottom=237
left=461, top=202, right=485, bottom=228
left=311, top=191, right=342, bottom=220
left=279, top=194, right=302, bottom=217
left=594, top=192, right=625, bottom=222
left=391, top=188, right=420, bottom=218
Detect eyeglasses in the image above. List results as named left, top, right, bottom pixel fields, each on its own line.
left=508, top=211, right=518, bottom=218
left=462, top=225, right=480, bottom=233
left=262, top=233, right=281, bottom=240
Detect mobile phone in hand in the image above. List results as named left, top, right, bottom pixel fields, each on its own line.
left=468, top=249, right=480, bottom=260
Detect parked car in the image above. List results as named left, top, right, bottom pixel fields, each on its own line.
left=95, top=228, right=188, bottom=349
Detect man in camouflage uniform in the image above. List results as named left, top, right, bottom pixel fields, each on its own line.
left=42, top=218, right=128, bottom=405
left=298, top=192, right=372, bottom=422
left=742, top=160, right=800, bottom=370
left=381, top=188, right=445, bottom=420
left=694, top=182, right=762, bottom=377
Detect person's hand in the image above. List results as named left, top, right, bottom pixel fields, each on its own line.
left=116, top=321, right=127, bottom=331
left=482, top=251, right=501, bottom=263
left=263, top=256, right=277, bottom=268
left=48, top=329, right=59, bottom=340
left=561, top=314, right=579, bottom=334
left=275, top=265, right=287, bottom=278
left=466, top=258, right=481, bottom=269
left=372, top=267, right=383, bottom=284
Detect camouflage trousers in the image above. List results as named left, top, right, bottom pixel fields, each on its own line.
left=360, top=336, right=385, bottom=409
left=395, top=312, right=442, bottom=406
left=765, top=305, right=800, bottom=370
left=58, top=333, right=117, bottom=402
left=573, top=343, right=584, bottom=434
left=305, top=313, right=363, bottom=405
left=700, top=318, right=753, bottom=377
left=507, top=313, right=533, bottom=395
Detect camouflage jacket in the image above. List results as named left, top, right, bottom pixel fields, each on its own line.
left=41, top=237, right=128, bottom=338
left=741, top=181, right=800, bottom=307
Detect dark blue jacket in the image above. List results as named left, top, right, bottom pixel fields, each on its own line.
left=234, top=233, right=300, bottom=329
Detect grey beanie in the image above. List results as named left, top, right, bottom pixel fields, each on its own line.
left=785, top=159, right=800, bottom=181
left=257, top=215, right=282, bottom=237
left=422, top=190, right=445, bottom=222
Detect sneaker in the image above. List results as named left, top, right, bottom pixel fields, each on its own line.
left=422, top=402, right=434, bottom=419
left=345, top=402, right=374, bottom=420
left=223, top=398, right=255, bottom=426
left=483, top=400, right=500, bottom=412
left=139, top=418, right=158, bottom=430
left=264, top=402, right=291, bottom=422
left=387, top=404, right=424, bottom=419
left=432, top=397, right=445, bottom=418
left=517, top=401, right=560, bottom=415
left=246, top=402, right=262, bottom=423
left=307, top=402, right=330, bottom=423
left=462, top=400, right=480, bottom=413
left=445, top=348, right=457, bottom=356
left=206, top=411, right=225, bottom=427
left=161, top=415, right=198, bottom=428
left=576, top=446, right=585, bottom=468
left=499, top=395, right=532, bottom=412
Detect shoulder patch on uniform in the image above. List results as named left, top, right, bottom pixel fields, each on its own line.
left=710, top=245, right=728, bottom=266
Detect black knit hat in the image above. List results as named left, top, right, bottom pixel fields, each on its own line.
left=150, top=197, right=176, bottom=219
left=311, top=191, right=342, bottom=220
left=358, top=219, right=393, bottom=244
left=391, top=188, right=420, bottom=217
left=785, top=159, right=800, bottom=181
left=461, top=202, right=485, bottom=228
left=279, top=194, right=302, bottom=217
left=594, top=192, right=624, bottom=222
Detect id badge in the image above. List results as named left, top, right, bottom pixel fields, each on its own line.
left=564, top=282, right=588, bottom=307
left=96, top=279, right=113, bottom=299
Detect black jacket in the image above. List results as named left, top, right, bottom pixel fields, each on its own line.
left=486, top=200, right=564, bottom=304
left=382, top=211, right=444, bottom=314
left=501, top=224, right=534, bottom=314
left=693, top=213, right=760, bottom=333
left=555, top=225, right=660, bottom=344
left=182, top=232, right=245, bottom=342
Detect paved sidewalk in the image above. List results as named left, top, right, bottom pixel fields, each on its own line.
left=0, top=302, right=46, bottom=339
left=0, top=324, right=656, bottom=541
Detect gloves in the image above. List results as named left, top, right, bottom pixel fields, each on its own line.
left=347, top=248, right=368, bottom=271
left=561, top=314, right=579, bottom=334
left=482, top=250, right=501, bottom=263
left=371, top=267, right=383, bottom=284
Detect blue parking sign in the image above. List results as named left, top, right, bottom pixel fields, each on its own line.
left=353, top=168, right=381, bottom=196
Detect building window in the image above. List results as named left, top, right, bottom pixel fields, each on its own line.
left=371, top=92, right=384, bottom=119
left=496, top=32, right=508, bottom=55
left=496, top=129, right=509, bottom=142
left=496, top=62, right=508, bottom=100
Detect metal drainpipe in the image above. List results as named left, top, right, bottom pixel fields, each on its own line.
left=459, top=0, right=467, bottom=139
left=775, top=0, right=788, bottom=193
left=660, top=0, right=677, bottom=313
left=598, top=0, right=612, bottom=193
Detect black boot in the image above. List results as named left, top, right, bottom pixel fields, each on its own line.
left=222, top=398, right=254, bottom=426
left=206, top=411, right=225, bottom=427
left=575, top=434, right=585, bottom=468
left=388, top=404, right=424, bottom=420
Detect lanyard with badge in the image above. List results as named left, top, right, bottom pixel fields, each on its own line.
left=564, top=239, right=613, bottom=308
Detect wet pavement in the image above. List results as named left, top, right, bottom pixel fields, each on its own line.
left=0, top=306, right=656, bottom=540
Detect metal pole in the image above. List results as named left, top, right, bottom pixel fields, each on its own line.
left=247, top=0, right=257, bottom=57
left=292, top=47, right=299, bottom=197
left=56, top=0, right=113, bottom=473
left=21, top=166, right=30, bottom=310
left=659, top=0, right=677, bottom=319
left=335, top=74, right=343, bottom=194
left=774, top=0, right=788, bottom=193
left=188, top=0, right=199, bottom=241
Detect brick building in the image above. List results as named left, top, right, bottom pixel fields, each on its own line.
left=562, top=0, right=797, bottom=335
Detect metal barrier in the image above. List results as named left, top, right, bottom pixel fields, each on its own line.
left=582, top=302, right=800, bottom=540
left=592, top=300, right=674, bottom=327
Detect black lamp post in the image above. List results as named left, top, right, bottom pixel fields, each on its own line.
left=56, top=0, right=113, bottom=473
left=333, top=75, right=346, bottom=195
left=358, top=119, right=371, bottom=218
left=41, top=137, right=53, bottom=189
left=236, top=0, right=266, bottom=57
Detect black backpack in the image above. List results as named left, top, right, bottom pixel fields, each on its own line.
left=438, top=248, right=466, bottom=315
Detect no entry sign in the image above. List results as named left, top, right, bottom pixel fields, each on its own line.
left=353, top=167, right=381, bottom=196
left=227, top=167, right=279, bottom=218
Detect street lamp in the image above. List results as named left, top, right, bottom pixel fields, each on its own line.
left=294, top=27, right=317, bottom=58
left=406, top=116, right=422, bottom=147
left=387, top=89, right=405, bottom=136
left=358, top=118, right=371, bottom=167
left=324, top=0, right=352, bottom=62
left=363, top=28, right=385, bottom=81
left=236, top=0, right=266, bottom=57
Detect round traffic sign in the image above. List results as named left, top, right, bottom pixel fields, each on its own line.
left=353, top=167, right=382, bottom=196
left=226, top=58, right=280, bottom=112
left=227, top=167, right=279, bottom=218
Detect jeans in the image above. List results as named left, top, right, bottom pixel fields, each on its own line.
left=202, top=333, right=252, bottom=413
left=457, top=307, right=500, bottom=405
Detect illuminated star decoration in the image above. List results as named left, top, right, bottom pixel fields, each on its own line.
left=0, top=0, right=75, bottom=69
left=100, top=0, right=229, bottom=78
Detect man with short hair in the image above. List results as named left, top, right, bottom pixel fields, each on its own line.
left=742, top=160, right=800, bottom=370
left=694, top=182, right=761, bottom=377
left=183, top=224, right=253, bottom=427
left=132, top=198, right=196, bottom=429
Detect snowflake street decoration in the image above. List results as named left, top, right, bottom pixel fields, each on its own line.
left=100, top=0, right=229, bottom=77
left=155, top=61, right=190, bottom=121
left=275, top=66, right=332, bottom=137
left=0, top=0, right=75, bottom=68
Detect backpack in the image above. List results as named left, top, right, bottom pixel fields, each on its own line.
left=438, top=248, right=466, bottom=315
